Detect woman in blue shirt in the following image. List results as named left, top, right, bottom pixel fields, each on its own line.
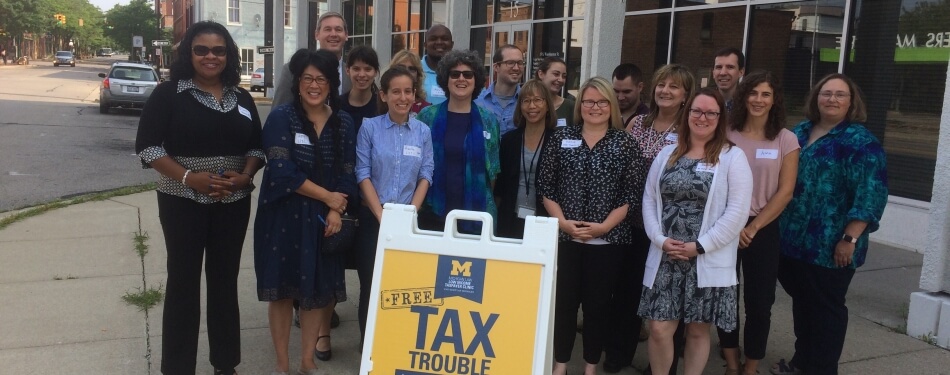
left=353, top=66, right=434, bottom=346
left=773, top=74, right=888, bottom=375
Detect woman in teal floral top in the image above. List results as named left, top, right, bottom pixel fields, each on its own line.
left=773, top=74, right=887, bottom=375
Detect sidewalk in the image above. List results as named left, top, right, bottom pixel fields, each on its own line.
left=0, top=189, right=948, bottom=374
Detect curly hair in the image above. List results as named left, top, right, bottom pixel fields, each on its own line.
left=436, top=49, right=486, bottom=100
left=170, top=21, right=242, bottom=87
left=390, top=49, right=427, bottom=101
left=288, top=48, right=341, bottom=113
left=730, top=70, right=786, bottom=140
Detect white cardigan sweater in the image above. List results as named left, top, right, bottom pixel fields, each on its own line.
left=642, top=144, right=753, bottom=288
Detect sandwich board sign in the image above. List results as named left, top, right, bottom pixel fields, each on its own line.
left=360, top=204, right=558, bottom=375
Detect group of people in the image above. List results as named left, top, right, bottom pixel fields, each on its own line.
left=135, top=13, right=888, bottom=375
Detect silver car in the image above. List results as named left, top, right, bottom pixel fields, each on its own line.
left=249, top=67, right=265, bottom=92
left=97, top=62, right=160, bottom=114
left=53, top=51, right=75, bottom=67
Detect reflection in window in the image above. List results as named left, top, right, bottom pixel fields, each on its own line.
left=627, top=0, right=671, bottom=12
left=621, top=14, right=672, bottom=80
left=392, top=32, right=424, bottom=57
left=531, top=20, right=583, bottom=97
left=675, top=0, right=742, bottom=6
left=343, top=0, right=373, bottom=36
left=672, top=7, right=746, bottom=89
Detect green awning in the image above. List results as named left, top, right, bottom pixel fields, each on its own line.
left=820, top=47, right=950, bottom=63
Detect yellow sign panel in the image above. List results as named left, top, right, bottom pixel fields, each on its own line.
left=369, top=249, right=542, bottom=375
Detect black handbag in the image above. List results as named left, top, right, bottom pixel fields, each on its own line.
left=321, top=213, right=358, bottom=256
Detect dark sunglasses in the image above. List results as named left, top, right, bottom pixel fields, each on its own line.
left=449, top=70, right=475, bottom=79
left=193, top=45, right=227, bottom=57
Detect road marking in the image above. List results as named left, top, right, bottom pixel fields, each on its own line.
left=8, top=171, right=39, bottom=176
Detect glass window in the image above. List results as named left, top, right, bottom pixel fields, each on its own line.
left=471, top=26, right=494, bottom=74
left=393, top=0, right=425, bottom=32
left=473, top=0, right=534, bottom=25
left=392, top=31, right=425, bottom=57
left=241, top=48, right=254, bottom=76
left=671, top=7, right=746, bottom=89
left=284, top=0, right=291, bottom=27
left=621, top=13, right=672, bottom=79
left=674, top=0, right=742, bottom=6
left=228, top=0, right=240, bottom=24
left=530, top=20, right=583, bottom=96
left=343, top=0, right=373, bottom=36
left=627, top=0, right=671, bottom=12
left=845, top=0, right=949, bottom=201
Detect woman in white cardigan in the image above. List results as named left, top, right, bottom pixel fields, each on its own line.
left=638, top=87, right=753, bottom=375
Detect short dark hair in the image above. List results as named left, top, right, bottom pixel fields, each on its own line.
left=345, top=45, right=379, bottom=71
left=803, top=73, right=867, bottom=123
left=170, top=21, right=242, bottom=87
left=492, top=44, right=522, bottom=64
left=612, top=63, right=644, bottom=84
left=714, top=47, right=745, bottom=70
left=436, top=49, right=487, bottom=100
left=537, top=56, right=566, bottom=74
left=730, top=71, right=786, bottom=140
left=288, top=48, right=341, bottom=113
left=377, top=65, right=415, bottom=114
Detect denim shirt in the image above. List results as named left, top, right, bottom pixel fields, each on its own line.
left=355, top=114, right=434, bottom=205
left=475, top=82, right=521, bottom=136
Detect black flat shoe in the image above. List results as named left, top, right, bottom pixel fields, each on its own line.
left=315, top=335, right=332, bottom=361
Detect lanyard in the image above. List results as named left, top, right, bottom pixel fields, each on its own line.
left=522, top=130, right=545, bottom=197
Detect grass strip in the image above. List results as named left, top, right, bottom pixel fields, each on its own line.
left=0, top=183, right=156, bottom=231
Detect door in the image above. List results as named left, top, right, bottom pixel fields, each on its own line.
left=491, top=22, right=531, bottom=83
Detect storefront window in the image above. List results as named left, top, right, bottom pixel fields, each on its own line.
left=343, top=0, right=373, bottom=52
left=671, top=6, right=746, bottom=87
left=530, top=20, right=583, bottom=96
left=535, top=0, right=585, bottom=19
left=627, top=0, right=671, bottom=12
left=621, top=13, right=672, bottom=79
left=393, top=0, right=424, bottom=32
left=675, top=0, right=742, bottom=6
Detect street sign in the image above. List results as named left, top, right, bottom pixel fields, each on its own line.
left=152, top=40, right=170, bottom=47
left=132, top=36, right=143, bottom=48
left=257, top=46, right=275, bottom=54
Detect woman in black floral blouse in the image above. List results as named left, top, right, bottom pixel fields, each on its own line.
left=538, top=76, right=647, bottom=375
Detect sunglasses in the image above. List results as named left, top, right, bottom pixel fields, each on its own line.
left=193, top=45, right=228, bottom=57
left=449, top=70, right=475, bottom=79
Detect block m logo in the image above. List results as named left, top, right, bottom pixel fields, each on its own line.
left=451, top=260, right=472, bottom=277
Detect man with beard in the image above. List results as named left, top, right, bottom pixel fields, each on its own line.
left=476, top=44, right=525, bottom=135
left=613, top=63, right=650, bottom=128
left=273, top=12, right=351, bottom=106
left=421, top=24, right=454, bottom=105
left=712, top=47, right=745, bottom=112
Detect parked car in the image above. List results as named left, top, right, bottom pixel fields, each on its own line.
left=98, top=62, right=160, bottom=114
left=249, top=68, right=265, bottom=92
left=96, top=48, right=114, bottom=57
left=53, top=51, right=75, bottom=67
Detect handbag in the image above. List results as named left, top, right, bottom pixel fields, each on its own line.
left=321, top=213, right=358, bottom=256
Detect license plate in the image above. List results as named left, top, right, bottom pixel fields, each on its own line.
left=127, top=86, right=140, bottom=93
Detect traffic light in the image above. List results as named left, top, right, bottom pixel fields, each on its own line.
left=54, top=14, right=66, bottom=25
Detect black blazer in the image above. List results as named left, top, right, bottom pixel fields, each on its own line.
left=494, top=127, right=554, bottom=238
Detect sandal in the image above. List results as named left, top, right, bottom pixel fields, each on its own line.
left=769, top=359, right=800, bottom=375
left=314, top=335, right=332, bottom=361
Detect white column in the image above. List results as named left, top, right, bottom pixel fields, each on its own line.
left=374, top=0, right=393, bottom=69
left=297, top=0, right=311, bottom=50
left=328, top=0, right=341, bottom=11
left=580, top=0, right=624, bottom=81
left=446, top=0, right=471, bottom=51
left=922, top=59, right=950, bottom=293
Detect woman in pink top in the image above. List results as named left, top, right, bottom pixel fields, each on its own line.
left=719, top=71, right=800, bottom=375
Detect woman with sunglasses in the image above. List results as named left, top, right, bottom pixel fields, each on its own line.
left=254, top=49, right=357, bottom=375
left=135, top=21, right=264, bottom=375
left=494, top=79, right=557, bottom=239
left=538, top=77, right=646, bottom=375
left=639, top=87, right=752, bottom=375
left=390, top=50, right=431, bottom=116
left=535, top=56, right=575, bottom=128
left=416, top=50, right=501, bottom=233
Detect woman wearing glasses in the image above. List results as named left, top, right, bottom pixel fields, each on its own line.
left=494, top=79, right=557, bottom=239
left=416, top=50, right=501, bottom=233
left=538, top=77, right=646, bottom=375
left=254, top=49, right=357, bottom=375
left=536, top=56, right=575, bottom=128
left=639, top=87, right=752, bottom=375
left=771, top=74, right=887, bottom=375
left=135, top=21, right=264, bottom=375
left=390, top=50, right=431, bottom=116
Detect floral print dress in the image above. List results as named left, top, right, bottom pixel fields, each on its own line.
left=638, top=157, right=738, bottom=331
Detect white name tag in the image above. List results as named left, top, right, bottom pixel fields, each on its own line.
left=756, top=149, right=779, bottom=159
left=238, top=105, right=252, bottom=120
left=696, top=162, right=717, bottom=173
left=403, top=145, right=422, bottom=157
left=431, top=86, right=446, bottom=98
left=561, top=139, right=582, bottom=148
left=483, top=130, right=491, bottom=140
left=517, top=206, right=535, bottom=219
left=294, top=133, right=312, bottom=145
left=557, top=118, right=567, bottom=127
left=665, top=133, right=678, bottom=142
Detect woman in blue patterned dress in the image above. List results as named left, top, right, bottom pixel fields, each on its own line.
left=771, top=74, right=887, bottom=375
left=639, top=87, right=752, bottom=375
left=254, top=49, right=357, bottom=375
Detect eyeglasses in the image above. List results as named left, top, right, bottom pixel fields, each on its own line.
left=300, top=75, right=329, bottom=86
left=581, top=99, right=610, bottom=109
left=689, top=109, right=721, bottom=120
left=192, top=45, right=227, bottom=57
left=819, top=91, right=851, bottom=101
left=521, top=97, right=544, bottom=106
left=449, top=70, right=475, bottom=79
left=498, top=60, right=526, bottom=68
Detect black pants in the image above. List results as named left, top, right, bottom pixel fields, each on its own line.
left=355, top=205, right=381, bottom=340
left=778, top=255, right=855, bottom=375
left=157, top=193, right=249, bottom=374
left=553, top=241, right=624, bottom=364
left=603, top=227, right=650, bottom=367
left=717, top=217, right=780, bottom=360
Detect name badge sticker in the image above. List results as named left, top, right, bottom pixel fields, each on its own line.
left=756, top=149, right=779, bottom=159
left=403, top=145, right=422, bottom=158
left=696, top=162, right=717, bottom=173
left=238, top=105, right=252, bottom=120
left=483, top=130, right=491, bottom=140
left=517, top=206, right=535, bottom=219
left=561, top=139, right=582, bottom=148
left=431, top=86, right=446, bottom=98
left=294, top=133, right=312, bottom=145
left=665, top=133, right=678, bottom=142
left=557, top=118, right=567, bottom=127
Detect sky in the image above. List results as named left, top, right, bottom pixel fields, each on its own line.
left=90, top=0, right=128, bottom=12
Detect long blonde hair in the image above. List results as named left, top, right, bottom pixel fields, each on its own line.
left=573, top=76, right=623, bottom=130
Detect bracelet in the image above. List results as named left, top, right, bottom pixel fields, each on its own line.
left=181, top=169, right=191, bottom=186
left=696, top=242, right=706, bottom=254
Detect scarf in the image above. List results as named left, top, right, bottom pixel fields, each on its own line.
left=424, top=102, right=490, bottom=225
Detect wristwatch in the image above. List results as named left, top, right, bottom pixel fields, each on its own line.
left=841, top=233, right=858, bottom=244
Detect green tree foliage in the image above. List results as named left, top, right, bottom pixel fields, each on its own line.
left=105, top=0, right=162, bottom=53
left=0, top=0, right=109, bottom=57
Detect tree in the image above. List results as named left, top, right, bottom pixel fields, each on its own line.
left=104, top=0, right=162, bottom=54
